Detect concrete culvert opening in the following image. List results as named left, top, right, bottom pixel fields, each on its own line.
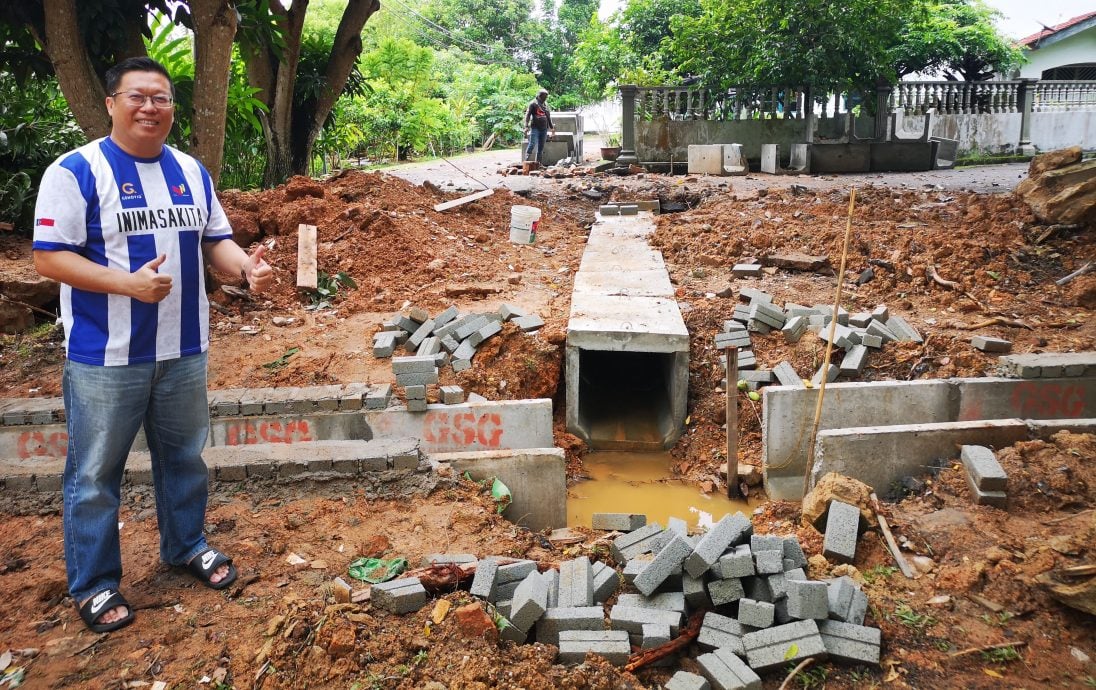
left=573, top=348, right=683, bottom=450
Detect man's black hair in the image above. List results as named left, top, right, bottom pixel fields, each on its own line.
left=105, top=57, right=175, bottom=96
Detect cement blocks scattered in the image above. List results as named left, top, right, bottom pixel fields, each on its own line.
left=697, top=647, right=762, bottom=690
left=372, top=577, right=428, bottom=614
left=822, top=500, right=860, bottom=563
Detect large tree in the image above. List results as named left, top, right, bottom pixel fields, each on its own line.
left=240, top=0, right=379, bottom=186
left=893, top=0, right=1023, bottom=80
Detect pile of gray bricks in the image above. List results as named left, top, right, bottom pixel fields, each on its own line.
left=715, top=290, right=924, bottom=392
left=373, top=303, right=545, bottom=374
left=996, top=352, right=1096, bottom=379
left=959, top=444, right=1008, bottom=507
left=371, top=510, right=881, bottom=685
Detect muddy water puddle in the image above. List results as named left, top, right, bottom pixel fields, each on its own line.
left=568, top=451, right=754, bottom=530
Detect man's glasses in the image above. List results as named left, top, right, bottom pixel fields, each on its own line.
left=110, top=91, right=174, bottom=109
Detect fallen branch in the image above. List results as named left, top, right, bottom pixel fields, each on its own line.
left=948, top=640, right=1027, bottom=659
left=1043, top=508, right=1094, bottom=525
left=625, top=610, right=704, bottom=672
left=965, top=316, right=1033, bottom=330
left=1056, top=261, right=1093, bottom=286
left=0, top=294, right=57, bottom=319
left=927, top=264, right=959, bottom=290
left=869, top=493, right=914, bottom=579
left=778, top=657, right=815, bottom=690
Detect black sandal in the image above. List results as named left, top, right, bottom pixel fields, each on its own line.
left=77, top=589, right=134, bottom=633
left=186, top=547, right=238, bottom=590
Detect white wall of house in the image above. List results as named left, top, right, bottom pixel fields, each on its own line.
left=1019, top=26, right=1096, bottom=78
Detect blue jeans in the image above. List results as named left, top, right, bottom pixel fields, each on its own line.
left=525, top=127, right=547, bottom=162
left=62, top=352, right=212, bottom=602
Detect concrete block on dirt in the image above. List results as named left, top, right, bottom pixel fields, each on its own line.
left=635, top=534, right=692, bottom=596
left=818, top=619, right=881, bottom=665
left=782, top=316, right=808, bottom=344
left=971, top=336, right=1012, bottom=353
left=511, top=571, right=549, bottom=632
left=371, top=577, right=429, bottom=614
left=686, top=512, right=752, bottom=577
left=885, top=315, right=922, bottom=343
left=732, top=264, right=763, bottom=278
left=372, top=332, right=397, bottom=357
left=689, top=144, right=729, bottom=175
left=698, top=647, right=763, bottom=690
left=717, top=544, right=755, bottom=579
left=557, top=629, right=631, bottom=666
left=616, top=591, right=687, bottom=614
left=840, top=345, right=869, bottom=377
left=392, top=355, right=438, bottom=375
left=440, top=385, right=465, bottom=404
left=743, top=619, right=827, bottom=672
left=697, top=612, right=747, bottom=655
left=592, top=513, right=647, bottom=531
left=665, top=671, right=711, bottom=690
left=822, top=500, right=860, bottom=563
left=611, top=522, right=664, bottom=562
left=786, top=578, right=829, bottom=620
left=512, top=315, right=545, bottom=332
left=827, top=576, right=868, bottom=625
left=535, top=606, right=605, bottom=645
left=608, top=605, right=683, bottom=641
left=964, top=472, right=1008, bottom=507
left=754, top=549, right=784, bottom=575
left=960, top=444, right=1007, bottom=491
left=773, top=361, right=803, bottom=387
left=592, top=561, right=619, bottom=603
left=559, top=557, right=595, bottom=608
left=470, top=558, right=499, bottom=601
left=708, top=577, right=746, bottom=606
left=433, top=305, right=460, bottom=328
left=782, top=537, right=808, bottom=570
left=811, top=364, right=840, bottom=386
left=738, top=598, right=775, bottom=629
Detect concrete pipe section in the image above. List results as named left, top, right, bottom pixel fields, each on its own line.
left=566, top=209, right=689, bottom=450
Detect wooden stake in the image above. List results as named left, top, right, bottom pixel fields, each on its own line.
left=433, top=188, right=494, bottom=212
left=869, top=492, right=914, bottom=579
left=296, top=224, right=318, bottom=290
left=725, top=346, right=742, bottom=499
left=804, top=188, right=856, bottom=497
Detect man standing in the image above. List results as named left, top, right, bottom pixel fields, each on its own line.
left=523, top=88, right=555, bottom=170
left=32, top=57, right=273, bottom=633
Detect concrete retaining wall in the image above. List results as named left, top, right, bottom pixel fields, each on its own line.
left=433, top=448, right=567, bottom=530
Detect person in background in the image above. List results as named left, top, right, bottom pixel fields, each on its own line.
left=32, top=56, right=273, bottom=633
left=523, top=88, right=555, bottom=167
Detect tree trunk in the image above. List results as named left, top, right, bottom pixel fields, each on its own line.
left=189, top=0, right=238, bottom=184
left=41, top=0, right=110, bottom=140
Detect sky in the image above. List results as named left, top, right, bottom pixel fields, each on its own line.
left=597, top=0, right=1094, bottom=40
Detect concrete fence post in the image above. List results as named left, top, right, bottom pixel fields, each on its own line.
left=1017, top=78, right=1038, bottom=155
left=617, top=84, right=640, bottom=167
left=874, top=85, right=894, bottom=142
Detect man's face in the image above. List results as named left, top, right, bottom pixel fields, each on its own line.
left=106, top=70, right=174, bottom=157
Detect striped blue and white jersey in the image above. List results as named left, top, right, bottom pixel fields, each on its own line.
left=32, top=137, right=233, bottom=366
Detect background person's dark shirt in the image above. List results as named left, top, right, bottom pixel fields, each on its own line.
left=525, top=99, right=553, bottom=130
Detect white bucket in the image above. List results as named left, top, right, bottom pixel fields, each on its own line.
left=509, top=205, right=541, bottom=244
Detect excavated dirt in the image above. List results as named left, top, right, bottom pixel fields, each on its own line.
left=1, top=162, right=1094, bottom=688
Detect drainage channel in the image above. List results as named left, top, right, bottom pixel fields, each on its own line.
left=565, top=206, right=689, bottom=450
left=567, top=451, right=751, bottom=530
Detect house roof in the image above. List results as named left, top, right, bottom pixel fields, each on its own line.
left=1019, top=11, right=1096, bottom=47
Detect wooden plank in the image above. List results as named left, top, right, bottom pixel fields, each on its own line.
left=433, top=188, right=493, bottom=212
left=296, top=224, right=318, bottom=290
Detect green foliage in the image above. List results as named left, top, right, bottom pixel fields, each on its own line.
left=893, top=603, right=937, bottom=630
left=893, top=0, right=1024, bottom=79
left=262, top=347, right=299, bottom=370
left=861, top=564, right=898, bottom=584
left=786, top=663, right=828, bottom=688
left=981, top=645, right=1021, bottom=663
left=309, top=271, right=357, bottom=307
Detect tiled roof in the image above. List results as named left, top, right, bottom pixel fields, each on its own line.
left=1019, top=10, right=1096, bottom=47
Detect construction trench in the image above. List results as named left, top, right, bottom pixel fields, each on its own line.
left=1, top=155, right=1094, bottom=687
left=4, top=198, right=1096, bottom=686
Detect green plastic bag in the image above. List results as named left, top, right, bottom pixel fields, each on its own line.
left=347, top=556, right=408, bottom=583
left=491, top=477, right=512, bottom=514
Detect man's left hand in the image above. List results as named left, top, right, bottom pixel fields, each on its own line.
left=242, top=243, right=273, bottom=292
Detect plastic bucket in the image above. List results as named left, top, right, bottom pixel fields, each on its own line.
left=509, top=205, right=541, bottom=244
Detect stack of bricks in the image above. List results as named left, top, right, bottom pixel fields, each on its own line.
left=716, top=290, right=925, bottom=392
left=374, top=303, right=545, bottom=374
left=995, top=352, right=1096, bottom=379
left=959, top=444, right=1008, bottom=507
left=392, top=356, right=438, bottom=412
left=375, top=510, right=880, bottom=683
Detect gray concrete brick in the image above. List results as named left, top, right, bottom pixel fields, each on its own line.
left=849, top=312, right=873, bottom=328
left=616, top=591, right=686, bottom=613
left=619, top=204, right=639, bottom=215
left=394, top=314, right=419, bottom=333
left=964, top=471, right=1008, bottom=507
left=839, top=344, right=869, bottom=376
left=470, top=558, right=499, bottom=600
left=641, top=622, right=670, bottom=648
left=558, top=557, right=595, bottom=607
left=622, top=556, right=648, bottom=585
left=818, top=619, right=881, bottom=665
left=750, top=535, right=782, bottom=552
left=608, top=605, right=683, bottom=641
left=599, top=204, right=620, bottom=215
left=738, top=598, right=775, bottom=629
left=666, top=671, right=711, bottom=690
left=684, top=572, right=710, bottom=610
left=754, top=549, right=783, bottom=575
left=372, top=332, right=397, bottom=358
left=732, top=263, right=762, bottom=278
left=635, top=534, right=692, bottom=596
left=364, top=383, right=392, bottom=410
left=708, top=577, right=745, bottom=606
left=406, top=398, right=428, bottom=412
left=557, top=629, right=630, bottom=666
left=408, top=306, right=430, bottom=323
left=715, top=331, right=752, bottom=349
left=451, top=357, right=473, bottom=373
left=511, top=570, right=549, bottom=632
left=750, top=300, right=787, bottom=328
left=392, top=355, right=438, bottom=375
left=870, top=305, right=889, bottom=322
left=886, top=315, right=923, bottom=343
left=960, top=444, right=1007, bottom=491
left=512, top=314, right=545, bottom=332
left=497, top=560, right=537, bottom=584
left=860, top=333, right=884, bottom=349
left=405, top=318, right=437, bottom=352
left=773, top=361, right=803, bottom=387
left=440, top=334, right=461, bottom=353
left=811, top=363, right=840, bottom=386
left=611, top=522, right=664, bottom=562
left=371, top=577, right=428, bottom=614
left=592, top=513, right=647, bottom=531
left=742, top=619, right=827, bottom=671
left=404, top=384, right=426, bottom=400
left=866, top=319, right=898, bottom=343
left=535, top=606, right=605, bottom=645
left=498, top=615, right=526, bottom=643
left=813, top=304, right=849, bottom=326
left=724, top=320, right=747, bottom=332
left=433, top=305, right=460, bottom=327
left=739, top=287, right=772, bottom=304
left=35, top=473, right=62, bottom=492
left=822, top=500, right=860, bottom=563
left=439, top=385, right=464, bottom=404
left=495, top=580, right=520, bottom=603
left=697, top=647, right=762, bottom=690
left=717, top=544, right=755, bottom=579
left=452, top=339, right=477, bottom=363
left=826, top=576, right=868, bottom=625
left=498, top=303, right=528, bottom=321
left=766, top=571, right=789, bottom=600
left=468, top=319, right=502, bottom=347
left=454, top=315, right=489, bottom=341
left=392, top=446, right=421, bottom=469
left=786, top=579, right=829, bottom=620
left=686, top=512, right=752, bottom=578
left=416, top=336, right=441, bottom=357
left=592, top=561, right=618, bottom=603
left=782, top=537, right=808, bottom=570
left=697, top=612, right=746, bottom=655
left=971, top=335, right=1012, bottom=353
left=742, top=576, right=772, bottom=603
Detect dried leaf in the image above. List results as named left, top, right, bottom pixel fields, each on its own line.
left=983, top=669, right=1004, bottom=678
left=431, top=599, right=451, bottom=624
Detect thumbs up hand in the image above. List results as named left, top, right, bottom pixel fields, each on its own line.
left=131, top=253, right=173, bottom=303
left=241, top=243, right=273, bottom=293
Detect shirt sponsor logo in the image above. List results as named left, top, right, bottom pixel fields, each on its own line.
left=120, top=181, right=143, bottom=202
left=36, top=218, right=55, bottom=227
left=170, top=183, right=187, bottom=197
left=116, top=206, right=206, bottom=233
